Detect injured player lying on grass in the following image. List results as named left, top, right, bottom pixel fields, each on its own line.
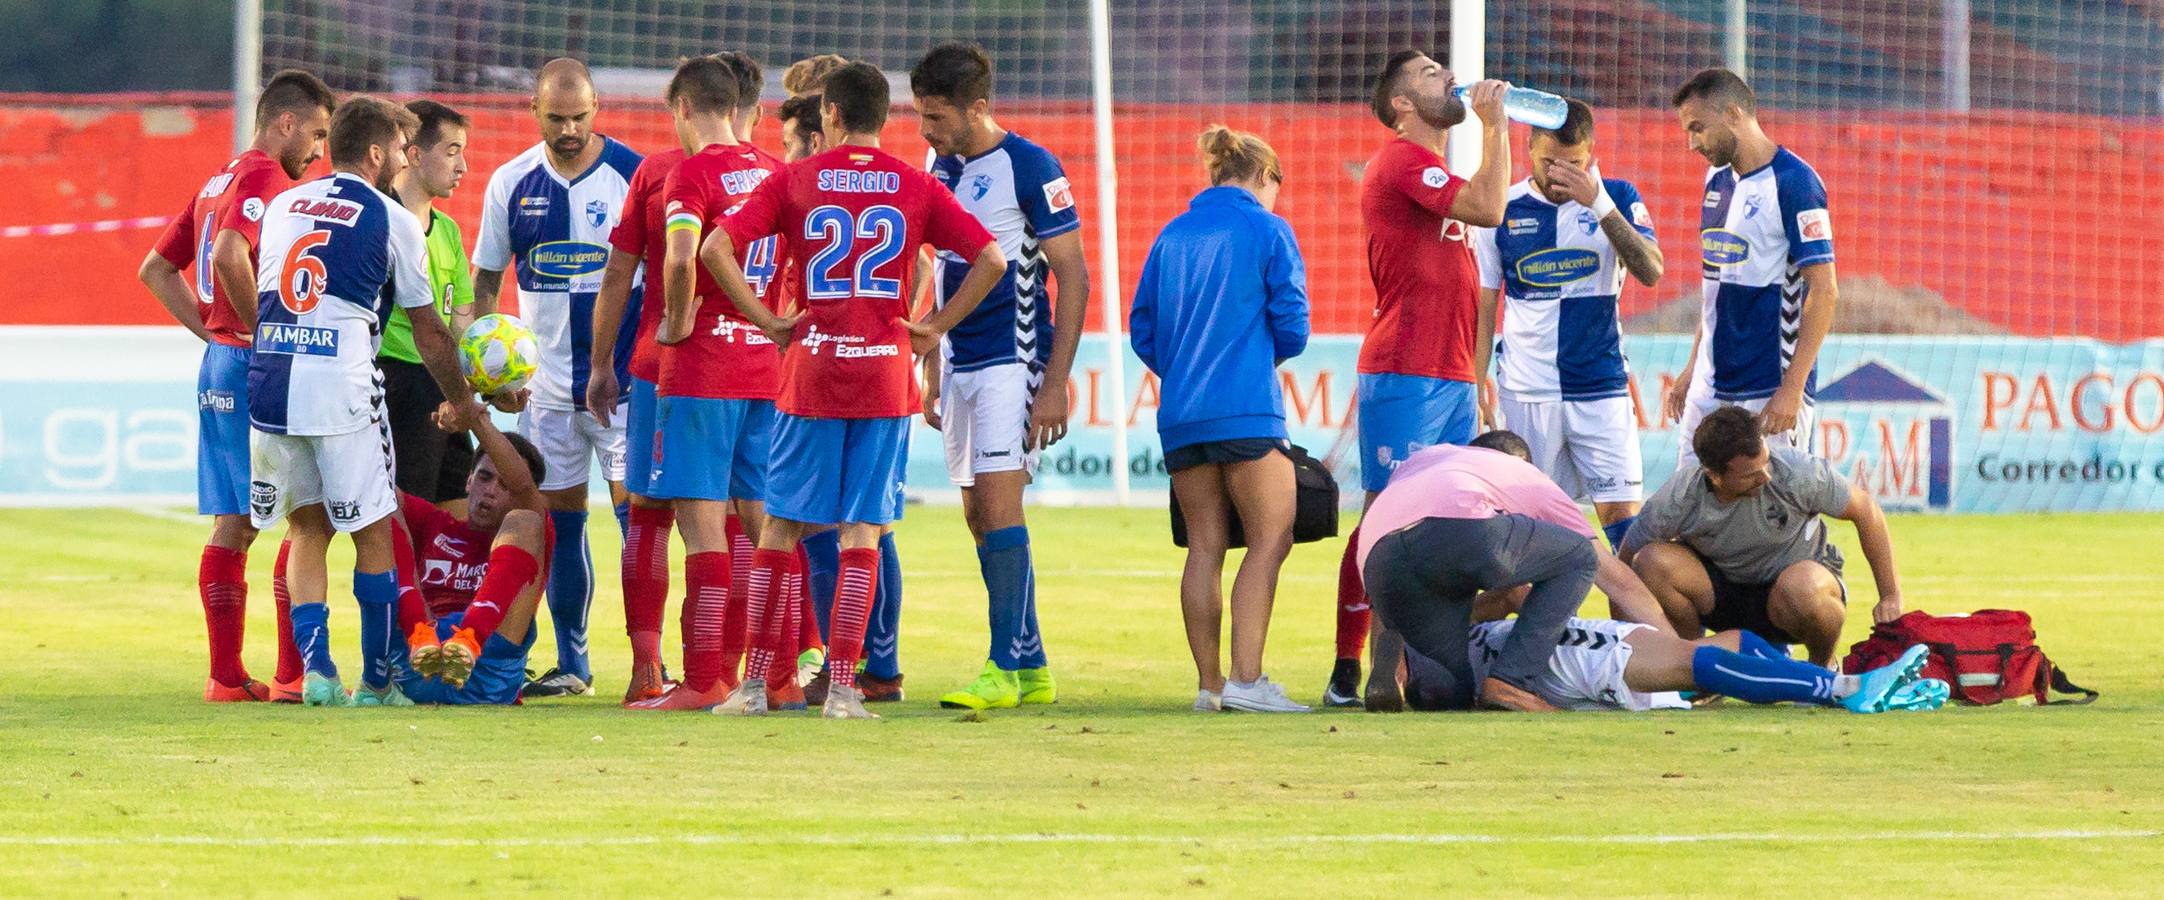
left=1399, top=596, right=1949, bottom=714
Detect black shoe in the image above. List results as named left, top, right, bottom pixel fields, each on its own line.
left=1322, top=658, right=1363, bottom=708
left=803, top=668, right=831, bottom=707
left=520, top=667, right=593, bottom=698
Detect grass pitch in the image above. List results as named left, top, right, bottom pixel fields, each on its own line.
left=3, top=505, right=2161, bottom=896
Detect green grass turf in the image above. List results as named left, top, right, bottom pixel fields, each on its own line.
left=3, top=506, right=2160, bottom=896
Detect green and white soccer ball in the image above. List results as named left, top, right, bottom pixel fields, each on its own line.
left=458, top=313, right=539, bottom=396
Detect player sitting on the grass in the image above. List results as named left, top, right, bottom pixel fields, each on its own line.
left=1401, top=606, right=1948, bottom=713
left=1621, top=405, right=1905, bottom=667
left=398, top=407, right=555, bottom=704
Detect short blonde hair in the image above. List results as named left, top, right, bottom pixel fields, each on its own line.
left=1197, top=124, right=1281, bottom=187
left=783, top=54, right=849, bottom=96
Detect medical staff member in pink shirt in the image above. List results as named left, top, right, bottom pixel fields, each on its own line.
left=1354, top=430, right=1668, bottom=711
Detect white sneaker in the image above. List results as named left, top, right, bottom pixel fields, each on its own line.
left=822, top=683, right=880, bottom=719
left=711, top=677, right=769, bottom=716
left=1222, top=676, right=1311, bottom=713
left=1194, top=689, right=1222, bottom=712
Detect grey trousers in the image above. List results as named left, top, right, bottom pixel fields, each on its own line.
left=1363, top=514, right=1596, bottom=710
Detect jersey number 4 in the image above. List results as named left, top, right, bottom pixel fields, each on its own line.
left=277, top=229, right=333, bottom=315
left=803, top=204, right=905, bottom=301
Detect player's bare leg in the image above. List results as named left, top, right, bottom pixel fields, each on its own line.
left=1766, top=560, right=1846, bottom=667
left=1629, top=541, right=1715, bottom=638
left=1171, top=463, right=1230, bottom=703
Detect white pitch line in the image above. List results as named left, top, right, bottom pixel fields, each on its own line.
left=0, top=829, right=2152, bottom=849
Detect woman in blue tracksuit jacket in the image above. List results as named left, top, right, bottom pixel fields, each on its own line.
left=1129, top=125, right=1311, bottom=713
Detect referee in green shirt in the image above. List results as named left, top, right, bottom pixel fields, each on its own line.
left=380, top=100, right=479, bottom=515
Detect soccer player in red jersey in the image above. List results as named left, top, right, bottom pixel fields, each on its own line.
left=395, top=405, right=558, bottom=704
left=588, top=70, right=690, bottom=704
left=702, top=61, right=1007, bottom=718
left=626, top=56, right=789, bottom=711
left=137, top=69, right=335, bottom=703
left=1326, top=52, right=1513, bottom=712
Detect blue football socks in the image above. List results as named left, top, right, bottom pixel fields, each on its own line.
left=865, top=531, right=903, bottom=679
left=353, top=569, right=400, bottom=689
left=1601, top=516, right=1638, bottom=552
left=1691, top=645, right=1836, bottom=706
left=545, top=509, right=593, bottom=680
left=289, top=601, right=338, bottom=678
left=803, top=528, right=840, bottom=641
left=980, top=526, right=1041, bottom=671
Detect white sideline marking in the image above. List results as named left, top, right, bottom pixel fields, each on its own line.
left=0, top=829, right=2152, bottom=849
left=125, top=507, right=204, bottom=526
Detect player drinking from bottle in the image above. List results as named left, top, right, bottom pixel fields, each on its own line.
left=1328, top=51, right=1513, bottom=711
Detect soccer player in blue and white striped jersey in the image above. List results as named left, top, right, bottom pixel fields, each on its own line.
left=248, top=98, right=481, bottom=706
left=1667, top=69, right=1839, bottom=467
left=1472, top=98, right=1664, bottom=550
left=472, top=58, right=645, bottom=697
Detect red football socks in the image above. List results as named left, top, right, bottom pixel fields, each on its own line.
left=272, top=539, right=300, bottom=684
left=197, top=545, right=249, bottom=686
left=826, top=548, right=880, bottom=690
left=681, top=550, right=730, bottom=692
left=461, top=544, right=539, bottom=646
left=720, top=515, right=754, bottom=680
left=623, top=505, right=675, bottom=666
left=1334, top=525, right=1370, bottom=662
left=389, top=515, right=429, bottom=635
left=741, top=548, right=794, bottom=682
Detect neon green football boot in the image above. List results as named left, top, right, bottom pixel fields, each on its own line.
left=352, top=683, right=415, bottom=707
left=301, top=671, right=353, bottom=707
left=938, top=660, right=1019, bottom=710
left=1017, top=666, right=1057, bottom=705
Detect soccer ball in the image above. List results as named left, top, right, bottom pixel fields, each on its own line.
left=458, top=313, right=539, bottom=396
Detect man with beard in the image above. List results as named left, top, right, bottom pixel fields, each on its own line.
left=247, top=97, right=481, bottom=706
left=1326, top=51, right=1514, bottom=711
left=139, top=69, right=334, bottom=703
left=1664, top=68, right=1839, bottom=467
left=473, top=58, right=646, bottom=698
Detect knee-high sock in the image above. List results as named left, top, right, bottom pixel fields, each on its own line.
left=721, top=515, right=753, bottom=680
left=197, top=545, right=249, bottom=685
left=389, top=515, right=429, bottom=635
left=354, top=569, right=400, bottom=690
left=272, top=540, right=301, bottom=684
left=1334, top=526, right=1370, bottom=662
left=622, top=505, right=675, bottom=666
left=461, top=544, right=538, bottom=646
left=1735, top=629, right=1790, bottom=661
left=796, top=544, right=824, bottom=655
left=827, top=547, right=880, bottom=689
left=289, top=601, right=337, bottom=678
left=1601, top=516, right=1638, bottom=552
left=1691, top=646, right=1838, bottom=706
left=613, top=500, right=631, bottom=538
left=980, top=526, right=1034, bottom=671
left=544, top=509, right=593, bottom=680
left=803, top=529, right=840, bottom=641
left=766, top=554, right=804, bottom=685
left=741, top=548, right=794, bottom=683
left=680, top=550, right=729, bottom=692
left=865, top=532, right=903, bottom=678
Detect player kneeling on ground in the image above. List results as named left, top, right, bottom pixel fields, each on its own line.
left=1401, top=610, right=1947, bottom=713
left=398, top=405, right=555, bottom=705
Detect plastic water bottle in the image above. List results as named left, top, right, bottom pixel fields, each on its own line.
left=1453, top=84, right=1570, bottom=129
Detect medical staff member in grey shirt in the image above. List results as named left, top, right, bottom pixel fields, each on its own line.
left=1620, top=406, right=1904, bottom=666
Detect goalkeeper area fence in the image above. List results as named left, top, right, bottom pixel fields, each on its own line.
left=1, top=0, right=2160, bottom=510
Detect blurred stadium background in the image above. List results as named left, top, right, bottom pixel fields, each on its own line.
left=4, top=0, right=2160, bottom=511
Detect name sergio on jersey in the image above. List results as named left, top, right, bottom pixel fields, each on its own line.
left=528, top=240, right=611, bottom=278
left=800, top=325, right=898, bottom=359
left=816, top=169, right=902, bottom=194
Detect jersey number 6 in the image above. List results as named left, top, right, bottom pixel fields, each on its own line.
left=277, top=229, right=332, bottom=315
left=803, top=204, right=905, bottom=302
